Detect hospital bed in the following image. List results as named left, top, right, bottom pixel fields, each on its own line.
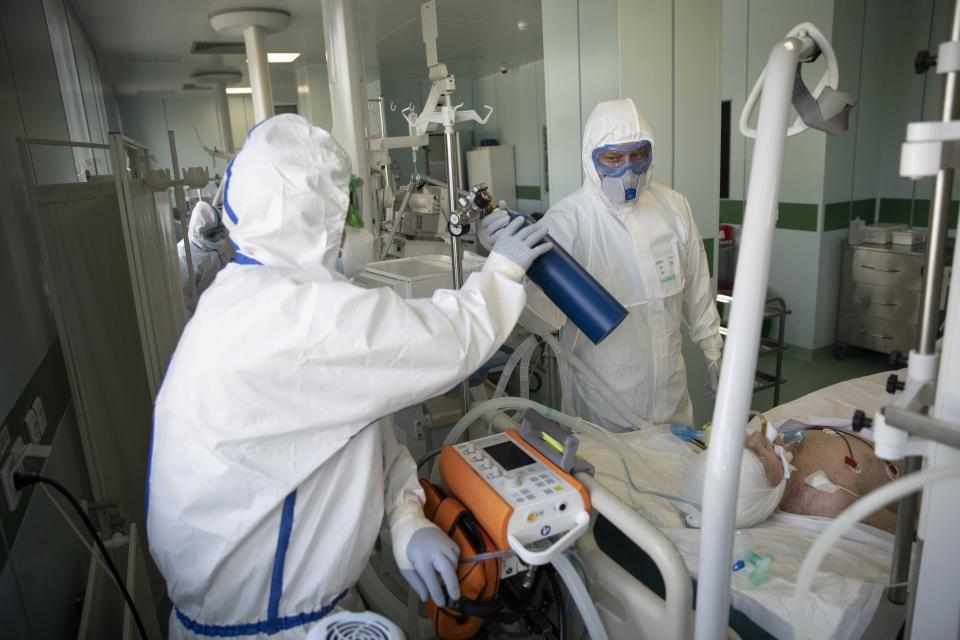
left=573, top=369, right=908, bottom=640
left=365, top=369, right=905, bottom=640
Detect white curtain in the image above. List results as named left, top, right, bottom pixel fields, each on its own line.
left=42, top=0, right=112, bottom=178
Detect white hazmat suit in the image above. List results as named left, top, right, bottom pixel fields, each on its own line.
left=177, top=200, right=234, bottom=314
left=533, top=99, right=722, bottom=430
left=147, top=115, right=533, bottom=639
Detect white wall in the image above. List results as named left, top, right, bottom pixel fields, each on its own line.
left=721, top=0, right=835, bottom=349
left=542, top=0, right=620, bottom=204
left=119, top=93, right=257, bottom=186
left=472, top=60, right=549, bottom=213
left=297, top=64, right=334, bottom=132
left=0, top=0, right=98, bottom=634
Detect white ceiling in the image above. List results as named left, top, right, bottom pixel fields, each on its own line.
left=72, top=0, right=543, bottom=97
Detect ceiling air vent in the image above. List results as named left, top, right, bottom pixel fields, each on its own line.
left=191, top=40, right=245, bottom=55
left=127, top=53, right=182, bottom=63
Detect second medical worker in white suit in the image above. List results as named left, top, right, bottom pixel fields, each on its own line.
left=481, top=98, right=722, bottom=431
left=147, top=114, right=552, bottom=638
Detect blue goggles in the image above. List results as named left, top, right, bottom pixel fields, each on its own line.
left=591, top=141, right=653, bottom=178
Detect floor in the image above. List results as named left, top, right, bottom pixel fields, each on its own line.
left=749, top=345, right=891, bottom=414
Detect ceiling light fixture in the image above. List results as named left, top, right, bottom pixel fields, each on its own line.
left=226, top=86, right=253, bottom=94
left=267, top=52, right=300, bottom=63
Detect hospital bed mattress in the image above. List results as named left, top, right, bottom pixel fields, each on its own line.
left=578, top=369, right=904, bottom=639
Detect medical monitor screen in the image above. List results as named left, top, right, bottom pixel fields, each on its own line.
left=484, top=441, right=535, bottom=471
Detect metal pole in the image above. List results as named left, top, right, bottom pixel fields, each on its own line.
left=693, top=38, right=801, bottom=640
left=213, top=81, right=234, bottom=154
left=889, top=0, right=960, bottom=606
left=321, top=0, right=375, bottom=231
left=242, top=25, right=274, bottom=124
left=444, top=95, right=469, bottom=415
left=169, top=130, right=197, bottom=310
left=376, top=96, right=393, bottom=201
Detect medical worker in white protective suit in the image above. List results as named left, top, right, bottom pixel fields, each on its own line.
left=147, top=114, right=552, bottom=639
left=480, top=99, right=722, bottom=430
left=177, top=200, right=235, bottom=314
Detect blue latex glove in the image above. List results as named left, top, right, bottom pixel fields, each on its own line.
left=489, top=216, right=553, bottom=272
left=477, top=207, right=510, bottom=252
left=400, top=527, right=461, bottom=606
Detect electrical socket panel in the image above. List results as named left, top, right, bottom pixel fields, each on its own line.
left=26, top=396, right=47, bottom=444
left=1, top=436, right=27, bottom=511
left=0, top=424, right=10, bottom=459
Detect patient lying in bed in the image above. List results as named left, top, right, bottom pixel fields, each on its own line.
left=679, top=426, right=903, bottom=533
left=745, top=428, right=903, bottom=533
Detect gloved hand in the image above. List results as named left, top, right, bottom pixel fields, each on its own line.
left=398, top=526, right=461, bottom=606
left=489, top=216, right=553, bottom=272
left=477, top=206, right=510, bottom=252
left=705, top=357, right=721, bottom=397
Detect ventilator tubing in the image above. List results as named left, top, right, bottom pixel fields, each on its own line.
left=510, top=213, right=628, bottom=344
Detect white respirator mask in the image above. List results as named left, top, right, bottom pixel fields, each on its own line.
left=592, top=141, right=653, bottom=205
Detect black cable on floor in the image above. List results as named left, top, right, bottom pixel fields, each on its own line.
left=13, top=473, right=148, bottom=640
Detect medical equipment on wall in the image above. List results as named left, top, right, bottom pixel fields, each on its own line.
left=838, top=1, right=960, bottom=636
left=451, top=184, right=629, bottom=345
left=381, top=183, right=449, bottom=259
left=694, top=21, right=856, bottom=640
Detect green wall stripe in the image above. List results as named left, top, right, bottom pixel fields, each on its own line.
left=878, top=198, right=912, bottom=225
left=719, top=199, right=744, bottom=224
left=909, top=199, right=959, bottom=228
left=851, top=198, right=876, bottom=222
left=776, top=202, right=818, bottom=231
left=703, top=237, right=714, bottom=278
left=824, top=201, right=850, bottom=231
left=721, top=200, right=818, bottom=231
left=516, top=185, right=541, bottom=200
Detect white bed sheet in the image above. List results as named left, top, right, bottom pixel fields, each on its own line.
left=577, top=369, right=903, bottom=639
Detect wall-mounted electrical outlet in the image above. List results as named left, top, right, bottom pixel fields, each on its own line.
left=26, top=396, right=47, bottom=444
left=0, top=424, right=10, bottom=459
left=32, top=396, right=47, bottom=436
left=1, top=437, right=27, bottom=511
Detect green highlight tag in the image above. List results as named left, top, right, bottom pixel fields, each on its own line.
left=345, top=175, right=364, bottom=229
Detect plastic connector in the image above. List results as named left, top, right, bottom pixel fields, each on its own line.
left=746, top=552, right=774, bottom=586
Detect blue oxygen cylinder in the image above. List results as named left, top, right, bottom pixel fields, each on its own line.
left=507, top=212, right=628, bottom=344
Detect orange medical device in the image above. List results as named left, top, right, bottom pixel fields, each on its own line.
left=438, top=428, right=590, bottom=555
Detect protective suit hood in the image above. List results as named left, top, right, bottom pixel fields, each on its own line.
left=187, top=201, right=229, bottom=250
left=223, top=114, right=352, bottom=271
left=581, top=99, right=655, bottom=205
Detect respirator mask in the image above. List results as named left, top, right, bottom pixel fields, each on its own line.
left=592, top=140, right=653, bottom=204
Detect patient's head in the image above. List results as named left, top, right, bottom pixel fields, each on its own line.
left=679, top=431, right=786, bottom=529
